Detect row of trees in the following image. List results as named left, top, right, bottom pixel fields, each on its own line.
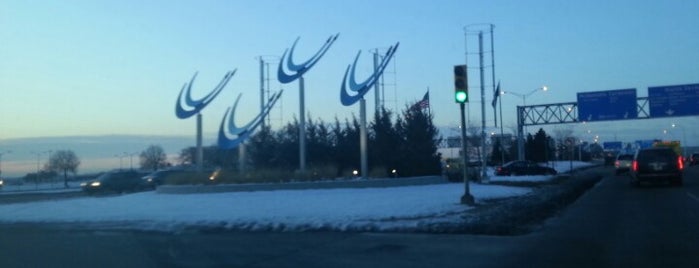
left=22, top=150, right=81, bottom=187
left=179, top=106, right=443, bottom=178
left=21, top=145, right=169, bottom=187
left=21, top=112, right=610, bottom=184
left=489, top=128, right=604, bottom=164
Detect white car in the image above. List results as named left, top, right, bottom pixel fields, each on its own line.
left=615, top=154, right=634, bottom=175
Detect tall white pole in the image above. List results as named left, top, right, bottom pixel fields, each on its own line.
left=479, top=32, right=489, bottom=183
left=360, top=98, right=368, bottom=179
left=490, top=25, right=497, bottom=128
left=196, top=113, right=203, bottom=172
left=260, top=57, right=265, bottom=127
left=299, top=76, right=306, bottom=173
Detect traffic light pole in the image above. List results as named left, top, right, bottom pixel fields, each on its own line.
left=460, top=102, right=475, bottom=205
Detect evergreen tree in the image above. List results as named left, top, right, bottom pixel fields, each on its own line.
left=305, top=117, right=333, bottom=167
left=247, top=125, right=278, bottom=169
left=369, top=108, right=401, bottom=175
left=397, top=105, right=441, bottom=176
left=525, top=134, right=535, bottom=161
left=490, top=139, right=509, bottom=165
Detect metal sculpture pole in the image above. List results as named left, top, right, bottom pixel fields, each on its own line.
left=299, top=77, right=306, bottom=172
left=175, top=70, right=236, bottom=172
left=278, top=34, right=339, bottom=173
left=218, top=91, right=283, bottom=149
left=341, top=43, right=399, bottom=178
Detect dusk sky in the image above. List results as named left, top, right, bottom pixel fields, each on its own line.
left=1, top=1, right=698, bottom=175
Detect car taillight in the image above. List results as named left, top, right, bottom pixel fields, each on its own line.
left=614, top=160, right=620, bottom=168
left=678, top=156, right=684, bottom=170
left=632, top=160, right=638, bottom=172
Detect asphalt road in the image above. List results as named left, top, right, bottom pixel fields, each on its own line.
left=1, top=166, right=698, bottom=267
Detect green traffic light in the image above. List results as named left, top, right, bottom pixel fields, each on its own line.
left=455, top=91, right=468, bottom=103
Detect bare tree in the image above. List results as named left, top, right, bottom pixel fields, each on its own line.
left=553, top=127, right=576, bottom=160
left=46, top=150, right=80, bottom=188
left=140, top=145, right=167, bottom=171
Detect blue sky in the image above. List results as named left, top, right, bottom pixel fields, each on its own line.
left=1, top=1, right=698, bottom=172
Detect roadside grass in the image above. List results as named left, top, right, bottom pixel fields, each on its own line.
left=428, top=167, right=607, bottom=235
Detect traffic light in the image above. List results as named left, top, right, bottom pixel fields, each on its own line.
left=454, top=65, right=468, bottom=103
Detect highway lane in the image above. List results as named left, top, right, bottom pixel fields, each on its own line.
left=1, top=166, right=698, bottom=267
left=503, top=165, right=699, bottom=267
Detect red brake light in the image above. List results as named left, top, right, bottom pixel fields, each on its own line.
left=632, top=160, right=638, bottom=171
left=678, top=156, right=684, bottom=170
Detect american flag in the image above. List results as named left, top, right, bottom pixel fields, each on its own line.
left=412, top=91, right=430, bottom=110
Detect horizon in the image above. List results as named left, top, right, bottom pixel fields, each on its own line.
left=2, top=119, right=696, bottom=178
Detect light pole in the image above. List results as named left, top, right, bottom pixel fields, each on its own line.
left=504, top=86, right=548, bottom=106
left=671, top=123, right=687, bottom=158
left=505, top=86, right=548, bottom=161
left=115, top=154, right=125, bottom=170
left=0, top=150, right=11, bottom=178
left=125, top=152, right=137, bottom=170
left=46, top=150, right=53, bottom=171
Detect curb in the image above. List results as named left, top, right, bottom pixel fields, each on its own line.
left=157, top=175, right=448, bottom=194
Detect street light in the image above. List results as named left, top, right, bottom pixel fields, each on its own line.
left=505, top=86, right=548, bottom=159
left=504, top=85, right=548, bottom=106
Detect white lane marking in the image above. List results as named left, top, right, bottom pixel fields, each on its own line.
left=688, top=192, right=699, bottom=203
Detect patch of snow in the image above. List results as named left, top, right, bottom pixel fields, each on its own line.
left=0, top=183, right=530, bottom=232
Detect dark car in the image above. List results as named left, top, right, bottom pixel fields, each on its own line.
left=604, top=151, right=617, bottom=166
left=81, top=170, right=150, bottom=194
left=495, top=160, right=557, bottom=176
left=690, top=153, right=699, bottom=166
left=630, top=147, right=683, bottom=187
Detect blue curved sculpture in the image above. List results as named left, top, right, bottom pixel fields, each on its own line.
left=175, top=70, right=236, bottom=119
left=340, top=43, right=399, bottom=106
left=278, top=34, right=339, bottom=84
left=218, top=90, right=284, bottom=149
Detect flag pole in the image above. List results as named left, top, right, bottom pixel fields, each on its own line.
left=499, top=81, right=505, bottom=165
left=427, top=87, right=431, bottom=115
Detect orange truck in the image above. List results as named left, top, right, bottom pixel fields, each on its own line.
left=653, top=141, right=682, bottom=156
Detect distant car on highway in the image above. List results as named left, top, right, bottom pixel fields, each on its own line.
left=630, top=147, right=683, bottom=187
left=604, top=151, right=617, bottom=166
left=614, top=153, right=634, bottom=175
left=141, top=169, right=179, bottom=189
left=495, top=161, right=557, bottom=176
left=81, top=170, right=150, bottom=194
left=690, top=153, right=699, bottom=166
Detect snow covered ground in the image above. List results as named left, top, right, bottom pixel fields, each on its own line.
left=0, top=161, right=595, bottom=232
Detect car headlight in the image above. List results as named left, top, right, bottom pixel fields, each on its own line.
left=80, top=182, right=87, bottom=187
left=90, top=181, right=101, bottom=187
left=0, top=180, right=4, bottom=186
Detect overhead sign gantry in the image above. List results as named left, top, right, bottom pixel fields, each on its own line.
left=515, top=83, right=699, bottom=160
